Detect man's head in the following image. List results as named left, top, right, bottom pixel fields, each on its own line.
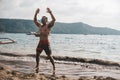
left=41, top=16, right=48, bottom=25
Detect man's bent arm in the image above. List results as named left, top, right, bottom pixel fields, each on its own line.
left=34, top=8, right=41, bottom=27
left=47, top=8, right=56, bottom=28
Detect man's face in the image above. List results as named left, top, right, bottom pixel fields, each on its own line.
left=42, top=16, right=48, bottom=25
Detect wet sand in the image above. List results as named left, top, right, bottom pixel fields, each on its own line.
left=0, top=52, right=120, bottom=80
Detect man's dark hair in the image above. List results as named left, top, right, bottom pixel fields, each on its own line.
left=41, top=16, right=48, bottom=24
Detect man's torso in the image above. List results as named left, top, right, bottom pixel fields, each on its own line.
left=39, top=24, right=51, bottom=40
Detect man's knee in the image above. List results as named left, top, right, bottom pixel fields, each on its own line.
left=48, top=55, right=54, bottom=61
left=36, top=52, right=40, bottom=57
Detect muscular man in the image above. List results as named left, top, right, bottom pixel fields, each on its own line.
left=34, top=8, right=56, bottom=75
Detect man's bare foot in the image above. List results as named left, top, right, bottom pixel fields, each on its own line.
left=34, top=67, right=39, bottom=73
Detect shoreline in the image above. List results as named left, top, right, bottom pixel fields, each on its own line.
left=0, top=52, right=120, bottom=67
left=0, top=52, right=120, bottom=80
left=0, top=63, right=72, bottom=80
left=0, top=62, right=118, bottom=80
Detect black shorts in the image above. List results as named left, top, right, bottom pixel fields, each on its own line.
left=36, top=43, right=52, bottom=55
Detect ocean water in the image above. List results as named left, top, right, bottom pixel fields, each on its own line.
left=0, top=33, right=120, bottom=63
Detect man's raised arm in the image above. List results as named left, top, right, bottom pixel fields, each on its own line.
left=47, top=8, right=56, bottom=28
left=34, top=8, right=41, bottom=27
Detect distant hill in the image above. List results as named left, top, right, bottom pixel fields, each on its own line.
left=0, top=19, right=37, bottom=33
left=52, top=22, right=120, bottom=35
left=0, top=18, right=120, bottom=35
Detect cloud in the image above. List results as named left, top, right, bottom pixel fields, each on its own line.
left=19, top=0, right=36, bottom=8
left=0, top=0, right=120, bottom=30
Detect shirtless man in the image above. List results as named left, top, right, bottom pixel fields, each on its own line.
left=34, top=8, right=56, bottom=75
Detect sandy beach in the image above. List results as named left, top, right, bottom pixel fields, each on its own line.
left=0, top=62, right=118, bottom=80
left=0, top=52, right=120, bottom=80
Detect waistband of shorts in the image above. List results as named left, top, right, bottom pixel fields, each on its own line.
left=39, top=39, right=50, bottom=45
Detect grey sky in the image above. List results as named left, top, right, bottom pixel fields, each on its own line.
left=0, top=0, right=120, bottom=30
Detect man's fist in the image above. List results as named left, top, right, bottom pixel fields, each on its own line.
left=36, top=8, right=40, bottom=14
left=47, top=8, right=51, bottom=13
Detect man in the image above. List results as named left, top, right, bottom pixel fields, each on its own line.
left=34, top=7, right=56, bottom=75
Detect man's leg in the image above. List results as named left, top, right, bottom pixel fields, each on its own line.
left=44, top=45, right=55, bottom=75
left=48, top=55, right=55, bottom=75
left=35, top=48, right=43, bottom=73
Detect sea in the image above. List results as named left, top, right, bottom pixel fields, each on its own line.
left=0, top=33, right=120, bottom=64
left=0, top=33, right=120, bottom=79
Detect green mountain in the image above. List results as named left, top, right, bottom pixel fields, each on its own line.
left=52, top=22, right=120, bottom=35
left=0, top=18, right=37, bottom=33
left=0, top=18, right=120, bottom=35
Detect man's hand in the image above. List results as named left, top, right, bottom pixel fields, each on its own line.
left=47, top=7, right=52, bottom=13
left=36, top=8, right=40, bottom=14
left=46, top=7, right=56, bottom=28
left=34, top=8, right=41, bottom=27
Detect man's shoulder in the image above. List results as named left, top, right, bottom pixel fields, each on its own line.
left=47, top=23, right=54, bottom=29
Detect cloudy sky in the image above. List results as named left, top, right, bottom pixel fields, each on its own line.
left=0, top=0, right=120, bottom=30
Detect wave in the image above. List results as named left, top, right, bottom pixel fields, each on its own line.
left=0, top=52, right=24, bottom=57
left=0, top=52, right=120, bottom=67
left=40, top=55, right=120, bottom=67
